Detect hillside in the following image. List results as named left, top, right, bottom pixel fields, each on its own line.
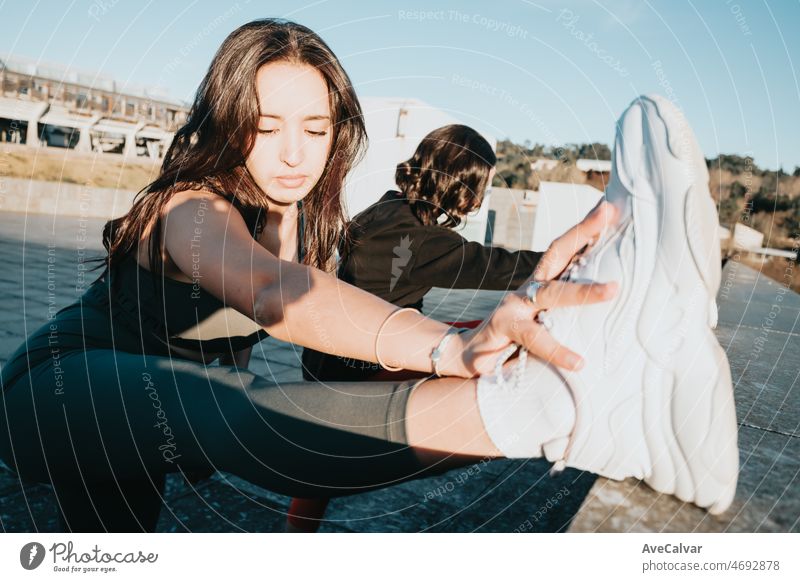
left=0, top=144, right=160, bottom=192
left=494, top=141, right=800, bottom=249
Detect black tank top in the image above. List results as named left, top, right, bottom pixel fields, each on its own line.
left=0, top=255, right=269, bottom=394
left=0, top=202, right=306, bottom=393
left=107, top=200, right=307, bottom=355
left=108, top=253, right=269, bottom=354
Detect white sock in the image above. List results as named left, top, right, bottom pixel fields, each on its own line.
left=476, top=355, right=575, bottom=459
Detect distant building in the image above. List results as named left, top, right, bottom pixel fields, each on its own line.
left=483, top=186, right=539, bottom=250
left=485, top=182, right=603, bottom=252
left=575, top=159, right=612, bottom=173
left=486, top=184, right=795, bottom=263
left=0, top=54, right=188, bottom=158
left=725, top=223, right=797, bottom=260
left=531, top=181, right=605, bottom=251
left=576, top=158, right=611, bottom=191
left=530, top=157, right=611, bottom=191
left=531, top=159, right=559, bottom=172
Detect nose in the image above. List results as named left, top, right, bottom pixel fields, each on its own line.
left=280, top=126, right=304, bottom=168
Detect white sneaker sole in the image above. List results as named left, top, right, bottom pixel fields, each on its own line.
left=545, top=94, right=739, bottom=515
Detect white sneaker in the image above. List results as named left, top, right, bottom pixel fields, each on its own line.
left=534, top=94, right=738, bottom=514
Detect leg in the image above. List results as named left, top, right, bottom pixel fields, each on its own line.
left=405, top=376, right=503, bottom=466
left=2, top=350, right=529, bottom=518
left=55, top=474, right=166, bottom=533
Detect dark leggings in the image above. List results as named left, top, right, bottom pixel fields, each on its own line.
left=0, top=345, right=444, bottom=532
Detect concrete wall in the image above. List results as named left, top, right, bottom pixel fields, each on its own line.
left=733, top=222, right=765, bottom=249
left=485, top=187, right=538, bottom=250
left=532, top=181, right=604, bottom=252
left=0, top=176, right=137, bottom=219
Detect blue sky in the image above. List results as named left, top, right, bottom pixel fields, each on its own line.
left=1, top=0, right=798, bottom=170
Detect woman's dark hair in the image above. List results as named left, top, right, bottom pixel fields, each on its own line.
left=87, top=18, right=367, bottom=291
left=395, top=124, right=496, bottom=228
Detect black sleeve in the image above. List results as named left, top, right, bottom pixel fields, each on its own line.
left=407, top=226, right=542, bottom=291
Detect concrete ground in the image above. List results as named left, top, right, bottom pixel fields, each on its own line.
left=0, top=211, right=797, bottom=532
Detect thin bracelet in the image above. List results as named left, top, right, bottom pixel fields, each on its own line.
left=375, top=307, right=418, bottom=372
left=430, top=328, right=459, bottom=377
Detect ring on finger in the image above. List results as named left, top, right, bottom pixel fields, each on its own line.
left=525, top=280, right=545, bottom=305
left=535, top=310, right=553, bottom=329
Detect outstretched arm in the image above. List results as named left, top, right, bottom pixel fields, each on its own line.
left=163, top=191, right=464, bottom=375
left=408, top=228, right=542, bottom=291
left=162, top=191, right=618, bottom=378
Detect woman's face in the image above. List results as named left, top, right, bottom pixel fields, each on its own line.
left=246, top=61, right=333, bottom=207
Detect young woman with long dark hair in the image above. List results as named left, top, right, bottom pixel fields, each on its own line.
left=0, top=19, right=737, bottom=532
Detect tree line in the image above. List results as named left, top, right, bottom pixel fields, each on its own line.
left=494, top=139, right=800, bottom=245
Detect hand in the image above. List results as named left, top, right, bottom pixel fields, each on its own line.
left=443, top=200, right=621, bottom=377
left=453, top=279, right=618, bottom=376
left=533, top=200, right=619, bottom=282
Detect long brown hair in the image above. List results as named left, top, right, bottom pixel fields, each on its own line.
left=88, top=18, right=366, bottom=294
left=395, top=124, right=495, bottom=228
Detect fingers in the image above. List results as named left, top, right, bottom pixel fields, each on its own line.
left=515, top=320, right=584, bottom=371
left=534, top=200, right=620, bottom=281
left=534, top=280, right=619, bottom=310
left=496, top=285, right=617, bottom=371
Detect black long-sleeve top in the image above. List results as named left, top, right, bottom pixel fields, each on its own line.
left=301, top=190, right=542, bottom=381
left=338, top=190, right=542, bottom=309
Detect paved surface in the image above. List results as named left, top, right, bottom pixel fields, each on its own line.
left=0, top=211, right=797, bottom=532
left=570, top=259, right=800, bottom=532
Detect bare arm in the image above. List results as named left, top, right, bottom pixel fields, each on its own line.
left=162, top=191, right=459, bottom=375
left=162, top=192, right=619, bottom=378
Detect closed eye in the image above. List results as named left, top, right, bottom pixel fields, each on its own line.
left=256, top=129, right=328, bottom=137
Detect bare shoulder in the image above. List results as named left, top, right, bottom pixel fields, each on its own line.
left=138, top=189, right=239, bottom=277
left=160, top=189, right=251, bottom=251
left=160, top=187, right=254, bottom=266
left=163, top=188, right=236, bottom=216
left=157, top=188, right=277, bottom=319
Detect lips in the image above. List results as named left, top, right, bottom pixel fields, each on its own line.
left=275, top=175, right=307, bottom=189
